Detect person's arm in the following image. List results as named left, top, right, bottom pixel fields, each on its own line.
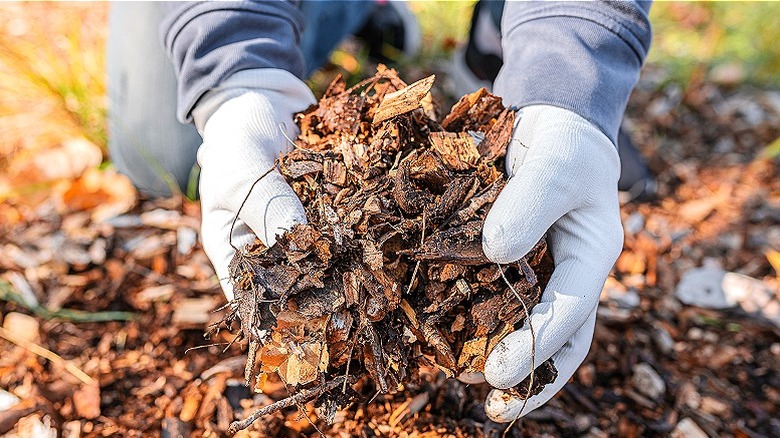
left=495, top=1, right=652, bottom=144
left=161, top=1, right=309, bottom=124
left=160, top=1, right=316, bottom=300
left=481, top=1, right=652, bottom=422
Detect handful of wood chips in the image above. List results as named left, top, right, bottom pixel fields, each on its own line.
left=212, top=66, right=557, bottom=431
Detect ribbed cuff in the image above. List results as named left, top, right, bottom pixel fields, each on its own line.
left=192, top=68, right=316, bottom=134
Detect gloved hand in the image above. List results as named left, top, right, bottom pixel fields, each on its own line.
left=194, top=70, right=316, bottom=300
left=480, top=105, right=624, bottom=422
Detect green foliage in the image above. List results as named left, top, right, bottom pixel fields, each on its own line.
left=0, top=4, right=108, bottom=151
left=0, top=279, right=134, bottom=322
left=410, top=1, right=475, bottom=62
left=763, top=137, right=780, bottom=159
left=649, top=2, right=780, bottom=87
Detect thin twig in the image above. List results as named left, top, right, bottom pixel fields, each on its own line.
left=405, top=212, right=426, bottom=295
left=278, top=123, right=307, bottom=152
left=0, top=326, right=93, bottom=385
left=229, top=163, right=278, bottom=251
left=343, top=340, right=356, bottom=394
left=504, top=412, right=520, bottom=437
left=295, top=399, right=326, bottom=438
left=497, top=263, right=536, bottom=436
left=228, top=375, right=355, bottom=434
left=366, top=389, right=382, bottom=406
left=406, top=262, right=421, bottom=296
left=222, top=332, right=242, bottom=353
left=345, top=72, right=392, bottom=95
left=184, top=342, right=230, bottom=354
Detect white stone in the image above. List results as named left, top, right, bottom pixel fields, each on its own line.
left=0, top=389, right=20, bottom=411
left=652, top=325, right=675, bottom=355
left=632, top=363, right=665, bottom=400
left=671, top=418, right=707, bottom=438
left=676, top=267, right=778, bottom=327
left=2, top=312, right=40, bottom=343
left=623, top=212, right=645, bottom=236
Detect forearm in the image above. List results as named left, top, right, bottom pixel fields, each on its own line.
left=494, top=1, right=653, bottom=145
left=160, top=1, right=306, bottom=124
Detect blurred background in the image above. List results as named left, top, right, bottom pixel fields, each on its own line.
left=0, top=2, right=778, bottom=437
left=0, top=2, right=778, bottom=203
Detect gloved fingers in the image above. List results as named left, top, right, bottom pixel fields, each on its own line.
left=200, top=171, right=306, bottom=301
left=200, top=91, right=295, bottom=163
left=483, top=204, right=622, bottom=389
left=482, top=151, right=584, bottom=264
left=201, top=208, right=256, bottom=301
left=483, top=105, right=621, bottom=265
left=236, top=170, right=307, bottom=248
left=484, top=307, right=597, bottom=422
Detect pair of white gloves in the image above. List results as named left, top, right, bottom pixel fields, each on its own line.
left=196, top=69, right=623, bottom=422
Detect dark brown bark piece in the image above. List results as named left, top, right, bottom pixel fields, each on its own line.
left=478, top=108, right=516, bottom=161
left=408, top=221, right=489, bottom=265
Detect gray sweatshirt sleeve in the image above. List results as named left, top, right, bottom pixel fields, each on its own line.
left=160, top=1, right=306, bottom=124
left=494, top=1, right=653, bottom=145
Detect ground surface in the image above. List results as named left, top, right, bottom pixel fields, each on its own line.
left=2, top=3, right=780, bottom=437
left=1, top=64, right=779, bottom=437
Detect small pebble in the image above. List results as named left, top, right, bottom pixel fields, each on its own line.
left=652, top=326, right=675, bottom=355
left=3, top=312, right=40, bottom=343
left=671, top=418, right=707, bottom=438
left=573, top=414, right=592, bottom=433
left=0, top=389, right=20, bottom=411
left=676, top=382, right=701, bottom=409
left=700, top=396, right=729, bottom=415
left=688, top=327, right=704, bottom=341
left=624, top=212, right=645, bottom=236
left=632, top=363, right=666, bottom=400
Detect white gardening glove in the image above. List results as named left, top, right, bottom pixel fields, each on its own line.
left=480, top=105, right=624, bottom=422
left=195, top=69, right=316, bottom=300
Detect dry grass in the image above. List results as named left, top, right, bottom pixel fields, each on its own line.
left=0, top=3, right=107, bottom=205
left=0, top=3, right=107, bottom=160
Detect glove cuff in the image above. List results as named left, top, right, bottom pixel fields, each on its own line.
left=517, top=104, right=609, bottom=145
left=192, top=68, right=316, bottom=134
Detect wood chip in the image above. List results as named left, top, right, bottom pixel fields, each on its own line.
left=372, top=75, right=435, bottom=124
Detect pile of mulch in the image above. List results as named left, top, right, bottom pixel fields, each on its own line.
left=216, top=67, right=555, bottom=433
left=0, top=67, right=778, bottom=437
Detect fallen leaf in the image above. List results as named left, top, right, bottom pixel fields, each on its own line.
left=60, top=168, right=137, bottom=222
left=766, top=249, right=780, bottom=276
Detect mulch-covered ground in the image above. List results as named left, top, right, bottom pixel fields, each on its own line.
left=1, top=68, right=778, bottom=437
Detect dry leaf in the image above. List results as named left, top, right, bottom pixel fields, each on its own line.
left=766, top=250, right=780, bottom=277
left=59, top=168, right=137, bottom=222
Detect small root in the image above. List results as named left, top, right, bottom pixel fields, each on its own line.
left=497, top=263, right=536, bottom=436
left=228, top=375, right=356, bottom=434
left=229, top=162, right=279, bottom=251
